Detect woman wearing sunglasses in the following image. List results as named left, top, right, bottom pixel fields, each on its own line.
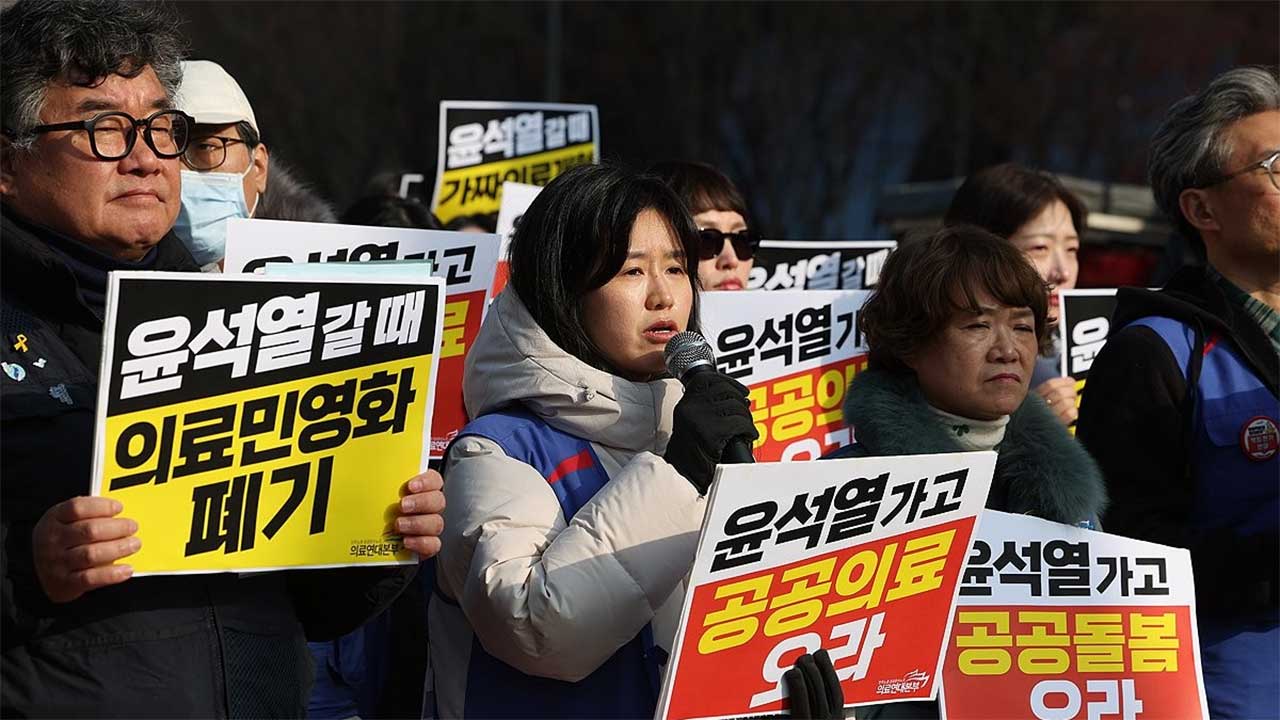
left=650, top=161, right=759, bottom=291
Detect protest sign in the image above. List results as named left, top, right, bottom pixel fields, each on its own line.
left=491, top=181, right=543, bottom=296
left=90, top=272, right=445, bottom=574
left=701, top=290, right=869, bottom=461
left=431, top=101, right=598, bottom=224
left=1057, top=289, right=1119, bottom=426
left=748, top=241, right=895, bottom=291
left=940, top=510, right=1208, bottom=720
left=657, top=451, right=996, bottom=719
left=225, top=218, right=499, bottom=458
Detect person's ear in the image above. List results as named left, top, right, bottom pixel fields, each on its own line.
left=0, top=135, right=18, bottom=199
left=1178, top=188, right=1221, bottom=235
left=251, top=143, right=269, bottom=196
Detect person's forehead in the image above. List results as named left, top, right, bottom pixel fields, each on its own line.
left=42, top=66, right=169, bottom=118
left=1226, top=110, right=1280, bottom=162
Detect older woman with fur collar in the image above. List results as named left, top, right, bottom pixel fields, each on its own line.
left=828, top=225, right=1106, bottom=719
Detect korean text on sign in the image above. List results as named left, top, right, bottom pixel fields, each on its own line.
left=223, top=219, right=500, bottom=459
left=431, top=101, right=599, bottom=224
left=91, top=272, right=445, bottom=574
left=939, top=511, right=1208, bottom=720
left=703, top=290, right=870, bottom=462
left=657, top=451, right=996, bottom=719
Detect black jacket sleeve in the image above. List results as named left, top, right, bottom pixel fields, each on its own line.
left=1077, top=326, right=1190, bottom=546
left=1077, top=326, right=1278, bottom=613
left=286, top=562, right=418, bottom=641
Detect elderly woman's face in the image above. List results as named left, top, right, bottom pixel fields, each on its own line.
left=907, top=290, right=1039, bottom=421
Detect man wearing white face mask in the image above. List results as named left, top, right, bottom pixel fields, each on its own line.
left=174, top=59, right=269, bottom=271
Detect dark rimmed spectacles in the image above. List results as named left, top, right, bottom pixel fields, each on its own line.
left=698, top=228, right=760, bottom=261
left=29, top=109, right=193, bottom=161
left=1197, top=149, right=1280, bottom=192
left=182, top=135, right=252, bottom=171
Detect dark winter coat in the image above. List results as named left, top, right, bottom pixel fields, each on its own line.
left=1076, top=265, right=1278, bottom=719
left=0, top=208, right=413, bottom=718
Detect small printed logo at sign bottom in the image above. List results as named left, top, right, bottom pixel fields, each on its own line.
left=349, top=537, right=403, bottom=557
left=876, top=669, right=931, bottom=696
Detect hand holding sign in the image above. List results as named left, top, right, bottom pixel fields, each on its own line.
left=33, top=496, right=140, bottom=602
left=396, top=469, right=446, bottom=559
left=1034, top=376, right=1078, bottom=426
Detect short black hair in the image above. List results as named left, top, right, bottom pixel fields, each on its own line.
left=647, top=160, right=750, bottom=220
left=944, top=162, right=1088, bottom=241
left=509, top=163, right=702, bottom=374
left=341, top=194, right=441, bottom=229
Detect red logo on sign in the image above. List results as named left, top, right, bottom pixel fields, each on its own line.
left=1239, top=416, right=1279, bottom=462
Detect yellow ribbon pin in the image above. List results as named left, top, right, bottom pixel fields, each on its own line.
left=12, top=334, right=28, bottom=352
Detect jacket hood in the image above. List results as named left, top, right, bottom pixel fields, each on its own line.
left=462, top=290, right=682, bottom=453
left=842, top=367, right=1108, bottom=525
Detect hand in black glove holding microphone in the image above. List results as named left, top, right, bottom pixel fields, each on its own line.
left=662, top=332, right=760, bottom=494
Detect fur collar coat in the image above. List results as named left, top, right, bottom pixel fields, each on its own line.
left=835, top=367, right=1108, bottom=525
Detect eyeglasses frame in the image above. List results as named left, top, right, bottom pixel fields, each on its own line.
left=1196, top=149, right=1280, bottom=193
left=28, top=108, right=194, bottom=162
left=181, top=134, right=253, bottom=172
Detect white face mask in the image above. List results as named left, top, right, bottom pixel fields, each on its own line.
left=174, top=162, right=259, bottom=268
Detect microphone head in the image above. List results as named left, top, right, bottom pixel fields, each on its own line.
left=664, top=331, right=716, bottom=380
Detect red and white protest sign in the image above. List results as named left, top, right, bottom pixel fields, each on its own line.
left=701, top=290, right=869, bottom=462
left=657, top=451, right=996, bottom=719
left=939, top=511, right=1208, bottom=720
left=224, top=218, right=500, bottom=458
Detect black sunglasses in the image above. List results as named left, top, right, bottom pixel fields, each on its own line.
left=698, top=228, right=759, bottom=261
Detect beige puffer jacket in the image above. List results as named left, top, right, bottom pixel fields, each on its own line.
left=427, top=290, right=705, bottom=717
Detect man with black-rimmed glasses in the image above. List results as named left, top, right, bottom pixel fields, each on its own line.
left=0, top=1, right=444, bottom=715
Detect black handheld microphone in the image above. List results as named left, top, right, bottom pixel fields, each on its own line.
left=663, top=331, right=755, bottom=464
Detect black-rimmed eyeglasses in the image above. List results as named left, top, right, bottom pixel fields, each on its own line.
left=182, top=135, right=252, bottom=171
left=1198, top=149, right=1280, bottom=193
left=29, top=109, right=193, bottom=161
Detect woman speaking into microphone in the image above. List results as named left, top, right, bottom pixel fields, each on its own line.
left=428, top=164, right=757, bottom=719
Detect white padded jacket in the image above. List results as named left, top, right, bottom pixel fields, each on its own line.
left=427, top=290, right=705, bottom=718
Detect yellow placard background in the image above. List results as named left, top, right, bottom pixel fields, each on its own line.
left=434, top=143, right=594, bottom=222
left=101, top=356, right=432, bottom=574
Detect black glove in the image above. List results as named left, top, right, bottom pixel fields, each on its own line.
left=663, top=371, right=758, bottom=494
left=785, top=650, right=844, bottom=719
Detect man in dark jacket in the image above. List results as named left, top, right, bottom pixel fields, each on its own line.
left=1077, top=66, right=1279, bottom=719
left=0, top=2, right=445, bottom=716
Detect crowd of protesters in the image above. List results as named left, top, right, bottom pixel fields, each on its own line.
left=1, top=1, right=1276, bottom=719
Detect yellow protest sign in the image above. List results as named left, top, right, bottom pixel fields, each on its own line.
left=430, top=101, right=599, bottom=224
left=91, top=273, right=444, bottom=574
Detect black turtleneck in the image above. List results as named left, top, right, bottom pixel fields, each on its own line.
left=4, top=209, right=159, bottom=319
